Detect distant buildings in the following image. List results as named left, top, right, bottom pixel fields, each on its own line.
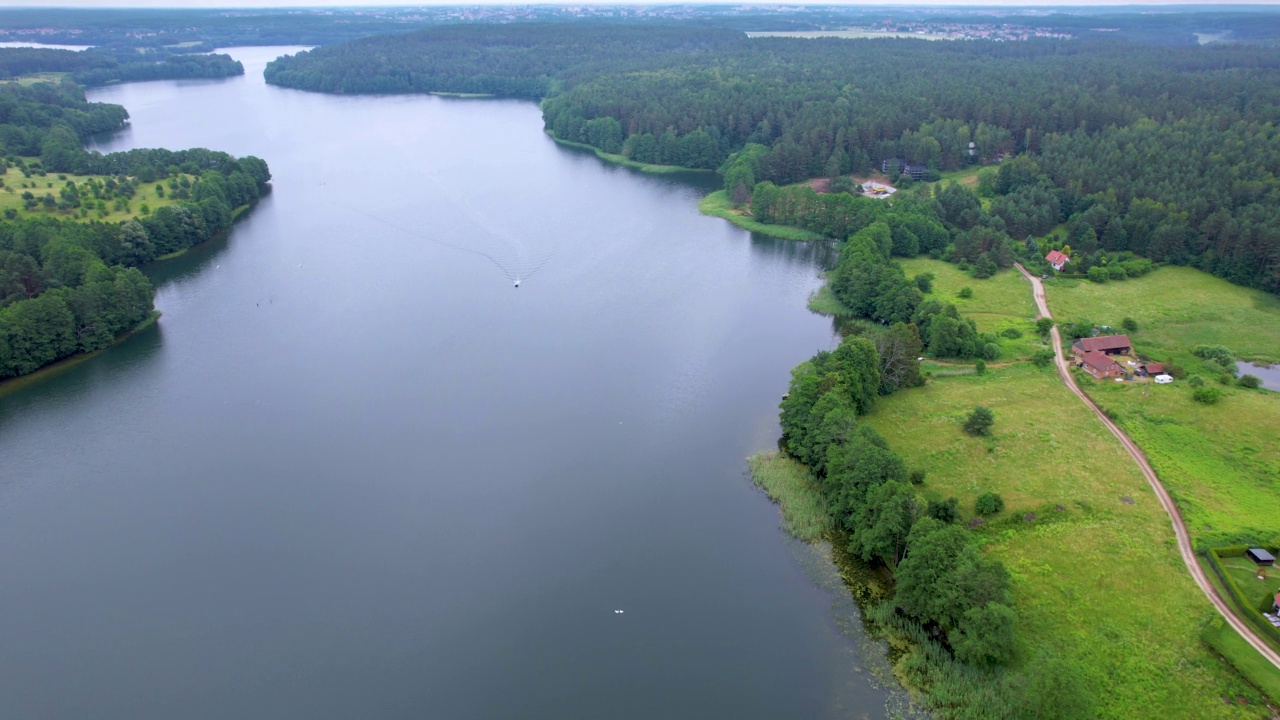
left=880, top=158, right=929, bottom=180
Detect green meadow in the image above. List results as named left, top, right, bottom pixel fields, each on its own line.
left=863, top=361, right=1273, bottom=718
left=1, top=162, right=192, bottom=223
left=1046, top=265, right=1280, bottom=364
left=899, top=258, right=1045, bottom=360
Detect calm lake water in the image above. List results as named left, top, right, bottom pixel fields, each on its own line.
left=0, top=47, right=897, bottom=719
left=1237, top=361, right=1280, bottom=391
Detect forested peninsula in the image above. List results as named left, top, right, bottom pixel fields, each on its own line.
left=0, top=47, right=243, bottom=87
left=0, top=74, right=270, bottom=381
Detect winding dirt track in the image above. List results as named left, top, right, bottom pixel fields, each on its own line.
left=1013, top=262, right=1280, bottom=670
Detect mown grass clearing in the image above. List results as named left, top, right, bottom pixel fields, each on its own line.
left=1, top=161, right=193, bottom=223
left=863, top=361, right=1272, bottom=718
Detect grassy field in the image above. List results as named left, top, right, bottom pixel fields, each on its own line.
left=899, top=257, right=1045, bottom=360
left=863, top=361, right=1273, bottom=718
left=698, top=190, right=827, bottom=242
left=1046, top=265, right=1280, bottom=364
left=1046, top=266, right=1280, bottom=551
left=0, top=72, right=69, bottom=86
left=1082, top=378, right=1280, bottom=546
left=1204, top=618, right=1280, bottom=702
left=1, top=162, right=192, bottom=223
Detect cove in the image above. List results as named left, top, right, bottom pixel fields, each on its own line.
left=0, top=47, right=897, bottom=719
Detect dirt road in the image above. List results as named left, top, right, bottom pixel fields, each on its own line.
left=1013, top=262, right=1280, bottom=669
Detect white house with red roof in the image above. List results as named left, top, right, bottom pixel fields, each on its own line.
left=1045, top=249, right=1070, bottom=271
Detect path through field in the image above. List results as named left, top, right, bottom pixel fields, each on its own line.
left=1013, top=262, right=1280, bottom=670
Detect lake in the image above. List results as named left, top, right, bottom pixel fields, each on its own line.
left=0, top=47, right=897, bottom=719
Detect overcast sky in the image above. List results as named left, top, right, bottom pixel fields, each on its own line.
left=2, top=0, right=1277, bottom=7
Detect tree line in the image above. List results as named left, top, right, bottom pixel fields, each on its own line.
left=0, top=47, right=243, bottom=87
left=266, top=24, right=1280, bottom=294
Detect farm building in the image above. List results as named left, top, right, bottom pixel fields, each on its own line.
left=880, top=158, right=929, bottom=181
left=1138, top=361, right=1165, bottom=377
left=1045, top=249, right=1070, bottom=271
left=1073, top=335, right=1132, bottom=357
left=1079, top=350, right=1124, bottom=379
left=1247, top=548, right=1276, bottom=566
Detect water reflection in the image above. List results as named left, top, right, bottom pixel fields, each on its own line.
left=1237, top=360, right=1280, bottom=391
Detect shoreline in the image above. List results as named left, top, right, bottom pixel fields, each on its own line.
left=0, top=311, right=160, bottom=397
left=545, top=131, right=712, bottom=175
left=698, top=190, right=828, bottom=242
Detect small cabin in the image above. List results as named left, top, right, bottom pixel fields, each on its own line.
left=1247, top=548, right=1276, bottom=567
left=1045, top=249, right=1070, bottom=271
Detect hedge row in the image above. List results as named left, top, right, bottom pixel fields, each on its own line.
left=1204, top=545, right=1280, bottom=650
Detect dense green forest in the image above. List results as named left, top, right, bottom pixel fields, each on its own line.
left=266, top=25, right=1280, bottom=294
left=0, top=81, right=270, bottom=380
left=0, top=47, right=243, bottom=87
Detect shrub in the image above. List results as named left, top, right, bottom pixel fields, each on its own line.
left=1086, top=266, right=1108, bottom=283
left=975, top=359, right=987, bottom=375
left=1192, top=344, right=1235, bottom=365
left=1192, top=386, right=1222, bottom=405
left=1000, top=327, right=1023, bottom=339
left=1106, top=263, right=1127, bottom=280
left=914, top=273, right=934, bottom=293
left=909, top=469, right=927, bottom=485
left=981, top=343, right=1002, bottom=361
left=964, top=406, right=995, bottom=436
left=927, top=497, right=959, bottom=523
left=1165, top=363, right=1185, bottom=379
left=1121, top=317, right=1138, bottom=333
left=975, top=492, right=1005, bottom=516
left=1035, top=317, right=1053, bottom=336
left=1189, top=376, right=1204, bottom=388
left=1032, top=349, right=1056, bottom=368
left=1237, top=375, right=1262, bottom=389
left=958, top=286, right=973, bottom=299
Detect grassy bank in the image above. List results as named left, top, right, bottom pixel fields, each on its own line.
left=698, top=190, right=827, bottom=242
left=747, top=452, right=831, bottom=541
left=545, top=132, right=711, bottom=174
left=862, top=361, right=1272, bottom=718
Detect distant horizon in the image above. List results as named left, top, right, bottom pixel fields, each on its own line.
left=3, top=0, right=1280, bottom=9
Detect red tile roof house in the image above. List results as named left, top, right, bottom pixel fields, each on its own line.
left=1072, top=334, right=1132, bottom=357
left=1078, top=349, right=1125, bottom=379
left=1045, top=249, right=1070, bottom=271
